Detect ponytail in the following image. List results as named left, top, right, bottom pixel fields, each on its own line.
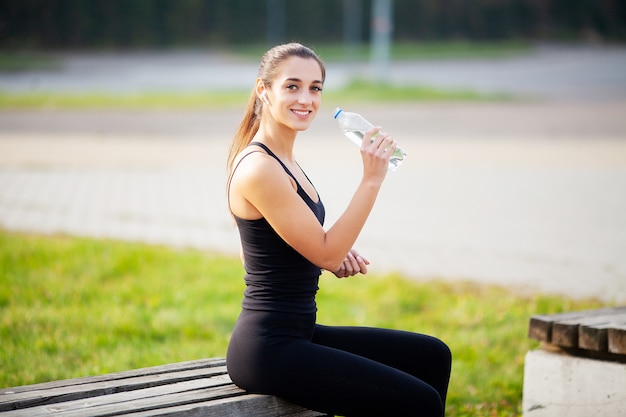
left=227, top=89, right=262, bottom=173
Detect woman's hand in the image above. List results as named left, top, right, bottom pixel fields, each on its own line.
left=360, top=126, right=396, bottom=181
left=332, top=249, right=370, bottom=278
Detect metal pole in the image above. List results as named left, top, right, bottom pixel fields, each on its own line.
left=370, top=0, right=393, bottom=83
left=266, top=0, right=286, bottom=45
left=343, top=0, right=363, bottom=61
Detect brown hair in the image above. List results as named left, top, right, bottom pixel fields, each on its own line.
left=227, top=43, right=326, bottom=173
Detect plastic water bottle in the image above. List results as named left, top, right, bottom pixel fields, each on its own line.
left=333, top=107, right=406, bottom=171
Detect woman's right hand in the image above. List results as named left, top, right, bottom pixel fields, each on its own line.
left=360, top=126, right=396, bottom=181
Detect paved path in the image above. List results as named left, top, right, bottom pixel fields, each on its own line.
left=1, top=46, right=625, bottom=302
left=1, top=102, right=625, bottom=303
left=1, top=44, right=625, bottom=101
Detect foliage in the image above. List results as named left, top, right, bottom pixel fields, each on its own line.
left=0, top=0, right=624, bottom=50
left=0, top=52, right=60, bottom=72
left=0, top=230, right=607, bottom=416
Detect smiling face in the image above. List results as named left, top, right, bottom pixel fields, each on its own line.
left=259, top=56, right=324, bottom=132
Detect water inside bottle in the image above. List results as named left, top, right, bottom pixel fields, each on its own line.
left=341, top=129, right=366, bottom=148
left=341, top=128, right=406, bottom=171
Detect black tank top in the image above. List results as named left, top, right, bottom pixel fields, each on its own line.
left=229, top=142, right=325, bottom=314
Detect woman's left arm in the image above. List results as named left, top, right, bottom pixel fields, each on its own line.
left=331, top=249, right=370, bottom=278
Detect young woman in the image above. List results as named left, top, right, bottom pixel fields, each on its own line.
left=226, top=43, right=451, bottom=417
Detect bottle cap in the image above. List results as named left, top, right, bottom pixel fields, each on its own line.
left=333, top=108, right=343, bottom=119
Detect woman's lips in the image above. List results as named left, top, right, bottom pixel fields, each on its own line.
left=291, top=109, right=312, bottom=118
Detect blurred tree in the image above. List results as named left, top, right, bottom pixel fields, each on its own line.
left=0, top=0, right=624, bottom=50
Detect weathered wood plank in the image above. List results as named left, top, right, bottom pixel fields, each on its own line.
left=608, top=324, right=626, bottom=355
left=0, top=365, right=228, bottom=412
left=0, top=358, right=328, bottom=417
left=4, top=377, right=237, bottom=417
left=0, top=358, right=225, bottom=396
left=579, top=316, right=626, bottom=352
left=579, top=322, right=612, bottom=351
left=120, top=394, right=330, bottom=417
left=528, top=308, right=615, bottom=343
left=528, top=306, right=626, bottom=347
left=551, top=310, right=626, bottom=349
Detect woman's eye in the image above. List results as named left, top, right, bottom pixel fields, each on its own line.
left=286, top=84, right=298, bottom=90
left=312, top=86, right=323, bottom=92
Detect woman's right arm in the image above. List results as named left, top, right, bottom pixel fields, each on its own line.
left=320, top=127, right=396, bottom=268
left=231, top=128, right=396, bottom=272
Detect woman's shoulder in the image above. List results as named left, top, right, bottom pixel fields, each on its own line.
left=229, top=145, right=300, bottom=220
left=231, top=147, right=286, bottom=189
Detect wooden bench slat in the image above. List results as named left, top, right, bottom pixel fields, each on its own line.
left=608, top=324, right=626, bottom=355
left=0, top=358, right=328, bottom=417
left=0, top=358, right=225, bottom=396
left=528, top=307, right=617, bottom=343
left=6, top=376, right=236, bottom=417
left=120, top=394, right=329, bottom=417
left=0, top=366, right=228, bottom=412
left=579, top=316, right=626, bottom=351
left=528, top=306, right=626, bottom=348
left=551, top=310, right=626, bottom=349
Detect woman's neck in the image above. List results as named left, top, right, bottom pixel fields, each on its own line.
left=255, top=118, right=297, bottom=163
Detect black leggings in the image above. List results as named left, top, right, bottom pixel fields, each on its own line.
left=226, top=309, right=452, bottom=417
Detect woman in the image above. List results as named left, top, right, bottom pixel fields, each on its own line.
left=226, top=43, right=451, bottom=417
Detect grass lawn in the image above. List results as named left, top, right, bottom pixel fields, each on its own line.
left=0, top=41, right=531, bottom=72
left=0, top=229, right=607, bottom=416
left=0, top=79, right=512, bottom=111
left=0, top=41, right=523, bottom=110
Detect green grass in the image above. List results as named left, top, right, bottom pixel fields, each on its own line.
left=0, top=229, right=606, bottom=416
left=0, top=52, right=60, bottom=72
left=0, top=41, right=530, bottom=73
left=330, top=79, right=512, bottom=102
left=0, top=79, right=511, bottom=110
left=0, top=90, right=252, bottom=110
left=0, top=41, right=523, bottom=110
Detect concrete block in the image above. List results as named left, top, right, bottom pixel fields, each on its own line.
left=523, top=349, right=626, bottom=416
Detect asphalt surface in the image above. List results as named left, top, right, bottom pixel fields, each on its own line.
left=1, top=44, right=626, bottom=101
left=1, top=44, right=625, bottom=302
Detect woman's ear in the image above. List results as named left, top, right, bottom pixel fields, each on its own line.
left=256, top=79, right=269, bottom=105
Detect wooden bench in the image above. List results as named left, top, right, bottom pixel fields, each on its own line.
left=0, top=358, right=331, bottom=416
left=527, top=305, right=626, bottom=359
left=522, top=306, right=626, bottom=417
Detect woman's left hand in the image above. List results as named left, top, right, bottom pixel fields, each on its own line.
left=332, top=249, right=370, bottom=278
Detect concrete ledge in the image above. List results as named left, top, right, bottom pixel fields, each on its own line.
left=523, top=349, right=626, bottom=416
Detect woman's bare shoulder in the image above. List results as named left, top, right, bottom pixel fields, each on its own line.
left=232, top=148, right=282, bottom=185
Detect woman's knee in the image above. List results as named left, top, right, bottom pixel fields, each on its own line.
left=434, top=336, right=452, bottom=368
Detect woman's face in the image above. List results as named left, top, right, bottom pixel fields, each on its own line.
left=263, top=56, right=323, bottom=132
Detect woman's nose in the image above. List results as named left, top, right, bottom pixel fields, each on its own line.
left=298, top=90, right=312, bottom=104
